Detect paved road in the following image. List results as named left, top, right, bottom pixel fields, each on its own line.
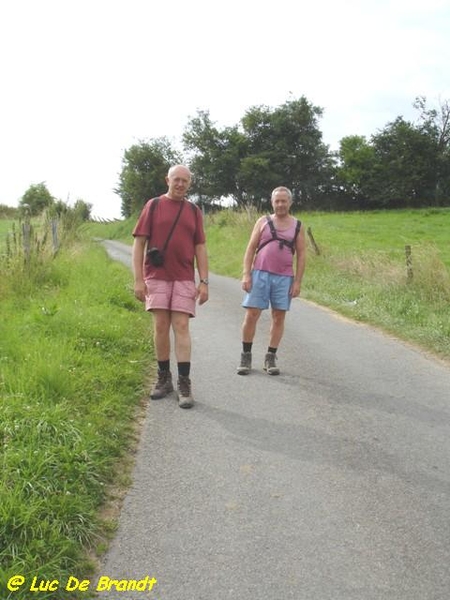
left=98, top=240, right=450, bottom=600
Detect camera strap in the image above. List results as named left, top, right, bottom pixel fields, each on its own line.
left=149, top=197, right=185, bottom=252
left=161, top=201, right=185, bottom=252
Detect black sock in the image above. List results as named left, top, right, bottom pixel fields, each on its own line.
left=243, top=342, right=252, bottom=353
left=268, top=347, right=277, bottom=354
left=178, top=362, right=190, bottom=378
left=158, top=360, right=170, bottom=372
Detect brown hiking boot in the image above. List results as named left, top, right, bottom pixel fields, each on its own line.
left=150, top=370, right=173, bottom=400
left=264, top=352, right=280, bottom=375
left=177, top=375, right=194, bottom=409
left=237, top=351, right=252, bottom=375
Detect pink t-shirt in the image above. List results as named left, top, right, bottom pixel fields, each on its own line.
left=132, top=195, right=205, bottom=281
left=253, top=217, right=298, bottom=276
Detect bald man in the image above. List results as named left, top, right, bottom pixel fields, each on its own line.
left=132, top=165, right=209, bottom=408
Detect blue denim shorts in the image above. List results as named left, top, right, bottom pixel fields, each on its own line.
left=242, top=270, right=293, bottom=311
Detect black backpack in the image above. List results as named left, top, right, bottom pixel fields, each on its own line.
left=256, top=216, right=301, bottom=255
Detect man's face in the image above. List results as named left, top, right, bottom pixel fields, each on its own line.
left=166, top=167, right=191, bottom=199
left=271, top=191, right=291, bottom=215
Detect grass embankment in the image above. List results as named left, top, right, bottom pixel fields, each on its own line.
left=1, top=226, right=151, bottom=599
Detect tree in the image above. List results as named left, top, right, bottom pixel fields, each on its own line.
left=414, top=96, right=450, bottom=151
left=73, top=199, right=92, bottom=221
left=183, top=97, right=334, bottom=210
left=413, top=96, right=450, bottom=203
left=19, top=182, right=54, bottom=216
left=0, top=204, right=19, bottom=218
left=370, top=117, right=438, bottom=207
left=240, top=97, right=333, bottom=209
left=336, top=135, right=377, bottom=208
left=115, top=138, right=183, bottom=217
left=337, top=115, right=445, bottom=209
left=183, top=110, right=248, bottom=206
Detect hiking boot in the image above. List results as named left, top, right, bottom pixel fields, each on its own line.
left=264, top=352, right=280, bottom=375
left=150, top=370, right=173, bottom=400
left=177, top=375, right=194, bottom=409
left=237, top=351, right=252, bottom=375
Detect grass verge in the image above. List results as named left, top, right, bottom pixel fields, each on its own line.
left=0, top=240, right=152, bottom=599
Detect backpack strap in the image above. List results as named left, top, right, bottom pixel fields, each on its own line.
left=148, top=196, right=160, bottom=241
left=256, top=216, right=301, bottom=255
left=266, top=215, right=277, bottom=240
left=256, top=216, right=278, bottom=254
left=293, top=218, right=301, bottom=246
left=187, top=200, right=198, bottom=236
left=286, top=219, right=301, bottom=253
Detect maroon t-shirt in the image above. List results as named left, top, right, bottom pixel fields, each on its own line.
left=132, top=195, right=206, bottom=281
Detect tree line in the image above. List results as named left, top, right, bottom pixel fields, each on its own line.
left=1, top=182, right=92, bottom=220
left=116, top=95, right=450, bottom=217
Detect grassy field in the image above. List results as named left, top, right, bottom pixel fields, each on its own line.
left=204, top=206, right=450, bottom=271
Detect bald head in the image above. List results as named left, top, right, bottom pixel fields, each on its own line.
left=166, top=164, right=192, bottom=200
left=168, top=164, right=192, bottom=179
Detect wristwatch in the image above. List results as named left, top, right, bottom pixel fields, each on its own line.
left=200, top=278, right=209, bottom=285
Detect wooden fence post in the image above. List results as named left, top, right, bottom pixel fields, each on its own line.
left=22, top=220, right=32, bottom=264
left=405, top=245, right=413, bottom=282
left=307, top=227, right=321, bottom=255
left=51, top=219, right=59, bottom=255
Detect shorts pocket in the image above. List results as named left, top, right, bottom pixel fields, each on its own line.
left=176, top=280, right=196, bottom=300
left=145, top=279, right=168, bottom=295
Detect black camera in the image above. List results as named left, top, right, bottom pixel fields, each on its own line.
left=147, top=247, right=164, bottom=267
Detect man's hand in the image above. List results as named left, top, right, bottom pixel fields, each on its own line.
left=290, top=280, right=301, bottom=298
left=134, top=280, right=147, bottom=303
left=196, top=283, right=209, bottom=305
left=241, top=274, right=252, bottom=293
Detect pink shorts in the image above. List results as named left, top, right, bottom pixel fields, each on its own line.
left=145, top=279, right=197, bottom=317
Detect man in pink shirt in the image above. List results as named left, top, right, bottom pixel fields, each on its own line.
left=132, top=165, right=209, bottom=408
left=238, top=186, right=306, bottom=376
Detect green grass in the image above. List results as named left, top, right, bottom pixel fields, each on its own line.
left=0, top=218, right=13, bottom=236
left=1, top=239, right=152, bottom=599
left=301, top=209, right=450, bottom=358
left=86, top=218, right=135, bottom=245
left=302, top=208, right=450, bottom=269
left=0, top=219, right=18, bottom=254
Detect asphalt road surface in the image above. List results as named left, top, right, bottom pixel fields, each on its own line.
left=97, top=240, right=450, bottom=600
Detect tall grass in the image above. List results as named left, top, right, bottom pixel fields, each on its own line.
left=1, top=232, right=152, bottom=599
left=0, top=210, right=91, bottom=301
left=87, top=218, right=135, bottom=244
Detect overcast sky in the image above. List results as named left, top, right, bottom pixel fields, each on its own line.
left=1, top=0, right=449, bottom=219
